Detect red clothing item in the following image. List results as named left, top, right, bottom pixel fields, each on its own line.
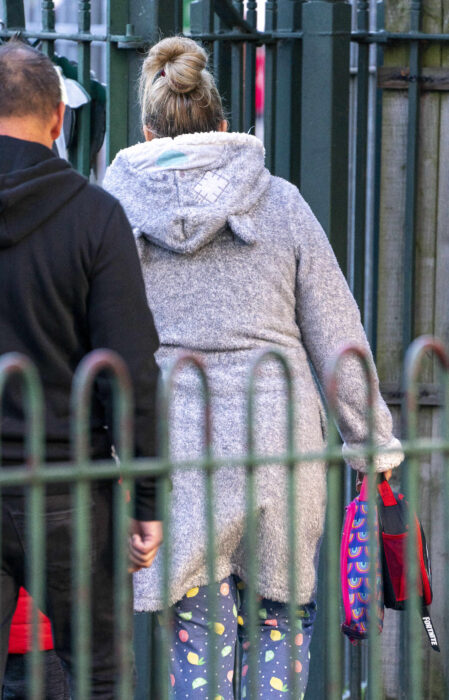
left=8, top=588, right=54, bottom=654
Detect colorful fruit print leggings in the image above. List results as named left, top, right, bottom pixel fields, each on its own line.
left=167, top=575, right=316, bottom=699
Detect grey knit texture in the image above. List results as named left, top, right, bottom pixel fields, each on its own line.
left=103, top=132, right=403, bottom=610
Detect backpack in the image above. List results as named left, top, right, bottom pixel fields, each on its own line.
left=340, top=476, right=384, bottom=642
left=341, top=475, right=440, bottom=651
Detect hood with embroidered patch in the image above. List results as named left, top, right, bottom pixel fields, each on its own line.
left=103, top=132, right=271, bottom=254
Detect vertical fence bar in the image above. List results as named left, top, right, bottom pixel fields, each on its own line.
left=190, top=0, right=214, bottom=35
left=41, top=0, right=56, bottom=58
left=264, top=0, right=277, bottom=172
left=243, top=1, right=257, bottom=133
left=273, top=0, right=303, bottom=186
left=76, top=1, right=92, bottom=177
left=352, top=0, right=370, bottom=318
left=106, top=0, right=129, bottom=163
left=300, top=0, right=351, bottom=274
left=0, top=355, right=45, bottom=700
left=403, top=336, right=449, bottom=700
left=402, top=0, right=422, bottom=353
left=230, top=0, right=244, bottom=131
left=213, top=16, right=233, bottom=123
left=190, top=0, right=215, bottom=94
left=368, top=0, right=385, bottom=354
left=128, top=0, right=183, bottom=146
left=2, top=0, right=25, bottom=28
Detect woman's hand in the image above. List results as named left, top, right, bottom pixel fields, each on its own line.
left=355, top=469, right=392, bottom=493
left=128, top=519, right=163, bottom=573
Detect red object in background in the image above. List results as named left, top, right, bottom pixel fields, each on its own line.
left=8, top=588, right=54, bottom=654
left=255, top=49, right=265, bottom=116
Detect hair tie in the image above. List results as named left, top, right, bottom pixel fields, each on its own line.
left=152, top=68, right=165, bottom=84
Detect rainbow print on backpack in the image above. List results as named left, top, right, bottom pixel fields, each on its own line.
left=340, top=477, right=384, bottom=642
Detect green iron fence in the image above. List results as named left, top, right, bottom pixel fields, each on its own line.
left=0, top=337, right=448, bottom=699
left=1, top=1, right=449, bottom=697
left=2, top=0, right=446, bottom=340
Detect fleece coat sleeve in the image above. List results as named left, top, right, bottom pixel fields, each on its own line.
left=291, top=190, right=403, bottom=472
left=87, top=202, right=160, bottom=519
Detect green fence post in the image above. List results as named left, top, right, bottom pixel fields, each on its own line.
left=300, top=0, right=351, bottom=273
left=264, top=0, right=278, bottom=172
left=2, top=0, right=25, bottom=28
left=273, top=0, right=303, bottom=187
left=244, top=1, right=257, bottom=134
left=41, top=0, right=56, bottom=58
left=106, top=0, right=131, bottom=163
left=352, top=0, right=370, bottom=318
left=145, top=0, right=183, bottom=41
left=76, top=1, right=92, bottom=177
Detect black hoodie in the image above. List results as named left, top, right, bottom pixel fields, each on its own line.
left=0, top=136, right=160, bottom=520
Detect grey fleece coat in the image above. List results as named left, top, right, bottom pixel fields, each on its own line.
left=104, top=132, right=402, bottom=610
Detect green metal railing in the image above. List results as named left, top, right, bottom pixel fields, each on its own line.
left=0, top=336, right=448, bottom=698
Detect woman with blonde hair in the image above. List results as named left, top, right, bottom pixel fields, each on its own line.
left=104, top=36, right=402, bottom=698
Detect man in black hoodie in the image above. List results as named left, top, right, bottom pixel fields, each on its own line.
left=0, top=41, right=162, bottom=696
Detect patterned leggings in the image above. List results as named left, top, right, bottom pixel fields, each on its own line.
left=168, top=575, right=316, bottom=699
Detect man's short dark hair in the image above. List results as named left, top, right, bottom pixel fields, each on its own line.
left=0, top=40, right=61, bottom=120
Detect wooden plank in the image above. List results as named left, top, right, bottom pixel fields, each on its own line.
left=380, top=382, right=444, bottom=406
left=430, top=0, right=449, bottom=693
left=378, top=66, right=449, bottom=90
left=419, top=3, right=447, bottom=697
left=378, top=3, right=415, bottom=695
left=376, top=91, right=408, bottom=384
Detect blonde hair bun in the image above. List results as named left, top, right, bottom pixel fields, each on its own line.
left=144, top=36, right=207, bottom=95
left=139, top=36, right=224, bottom=138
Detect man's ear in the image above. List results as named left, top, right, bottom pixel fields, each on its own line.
left=50, top=101, right=66, bottom=142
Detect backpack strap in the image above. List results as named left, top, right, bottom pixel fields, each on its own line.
left=377, top=474, right=397, bottom=506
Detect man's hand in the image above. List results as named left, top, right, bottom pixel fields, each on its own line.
left=356, top=469, right=392, bottom=493
left=128, top=519, right=163, bottom=573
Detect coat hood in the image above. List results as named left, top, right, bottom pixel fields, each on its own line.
left=0, top=136, right=87, bottom=248
left=103, top=132, right=271, bottom=254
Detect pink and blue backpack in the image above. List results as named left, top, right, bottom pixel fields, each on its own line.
left=340, top=476, right=384, bottom=642
left=340, top=475, right=439, bottom=651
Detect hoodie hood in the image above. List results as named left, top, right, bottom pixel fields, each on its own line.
left=103, top=132, right=271, bottom=254
left=0, top=136, right=87, bottom=248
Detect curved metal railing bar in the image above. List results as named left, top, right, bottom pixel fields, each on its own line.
left=246, top=349, right=296, bottom=698
left=71, top=349, right=134, bottom=699
left=156, top=353, right=215, bottom=700
left=403, top=336, right=449, bottom=700
left=325, top=343, right=379, bottom=700
left=0, top=353, right=44, bottom=700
